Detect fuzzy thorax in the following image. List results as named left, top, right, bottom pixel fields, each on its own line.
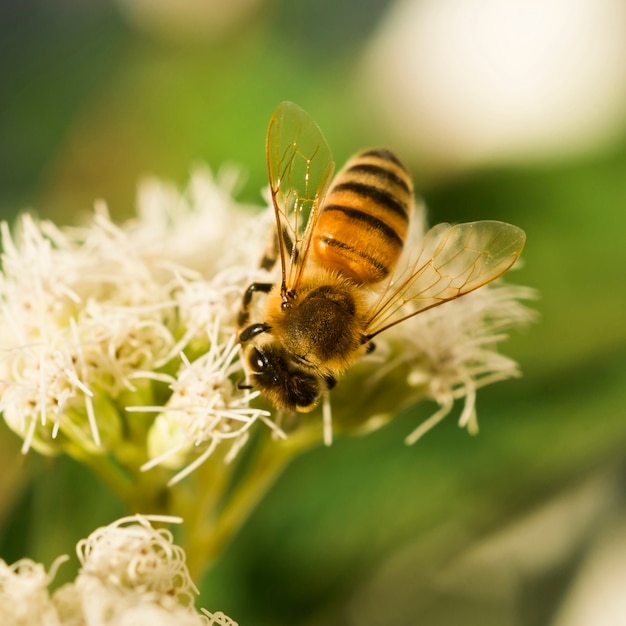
left=261, top=267, right=371, bottom=376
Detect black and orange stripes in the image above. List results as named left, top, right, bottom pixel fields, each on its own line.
left=313, top=149, right=413, bottom=284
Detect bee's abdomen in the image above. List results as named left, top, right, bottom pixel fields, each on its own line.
left=313, top=149, right=413, bottom=284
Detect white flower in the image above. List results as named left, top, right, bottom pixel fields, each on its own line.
left=73, top=515, right=198, bottom=606
left=54, top=577, right=209, bottom=626
left=54, top=515, right=234, bottom=626
left=0, top=207, right=181, bottom=454
left=134, top=166, right=267, bottom=274
left=399, top=282, right=536, bottom=443
left=138, top=323, right=282, bottom=485
left=0, top=556, right=67, bottom=626
left=0, top=169, right=271, bottom=477
left=53, top=515, right=235, bottom=625
left=201, top=610, right=239, bottom=626
left=0, top=515, right=237, bottom=626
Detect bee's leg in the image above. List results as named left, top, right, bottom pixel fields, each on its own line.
left=359, top=332, right=377, bottom=354
left=239, top=321, right=271, bottom=342
left=260, top=228, right=280, bottom=271
left=237, top=227, right=282, bottom=329
left=262, top=226, right=298, bottom=269
left=237, top=282, right=274, bottom=328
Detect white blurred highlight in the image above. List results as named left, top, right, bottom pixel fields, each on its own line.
left=553, top=519, right=626, bottom=626
left=362, top=0, right=626, bottom=173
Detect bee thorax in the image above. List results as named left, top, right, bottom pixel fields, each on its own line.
left=278, top=285, right=362, bottom=366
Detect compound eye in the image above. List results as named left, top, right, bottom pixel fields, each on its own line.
left=246, top=347, right=268, bottom=373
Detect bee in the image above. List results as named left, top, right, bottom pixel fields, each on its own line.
left=238, top=101, right=525, bottom=438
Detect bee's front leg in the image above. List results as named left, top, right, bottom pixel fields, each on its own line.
left=260, top=227, right=280, bottom=271
left=237, top=282, right=274, bottom=329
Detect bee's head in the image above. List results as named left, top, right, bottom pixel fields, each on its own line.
left=244, top=343, right=321, bottom=412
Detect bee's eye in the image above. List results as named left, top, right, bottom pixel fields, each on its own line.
left=246, top=347, right=268, bottom=373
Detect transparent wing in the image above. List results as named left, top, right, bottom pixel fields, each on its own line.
left=365, top=221, right=526, bottom=338
left=266, top=101, right=335, bottom=296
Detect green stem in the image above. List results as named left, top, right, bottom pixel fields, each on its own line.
left=182, top=428, right=320, bottom=580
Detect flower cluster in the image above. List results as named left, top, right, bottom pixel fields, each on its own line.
left=388, top=282, right=536, bottom=443
left=0, top=166, right=534, bottom=484
left=0, top=515, right=236, bottom=626
left=0, top=168, right=274, bottom=480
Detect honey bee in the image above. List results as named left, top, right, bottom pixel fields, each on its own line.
left=238, top=101, right=525, bottom=434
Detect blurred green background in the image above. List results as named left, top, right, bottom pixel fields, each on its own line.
left=1, top=1, right=626, bottom=624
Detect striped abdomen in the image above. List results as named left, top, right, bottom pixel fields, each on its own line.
left=313, top=149, right=413, bottom=284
